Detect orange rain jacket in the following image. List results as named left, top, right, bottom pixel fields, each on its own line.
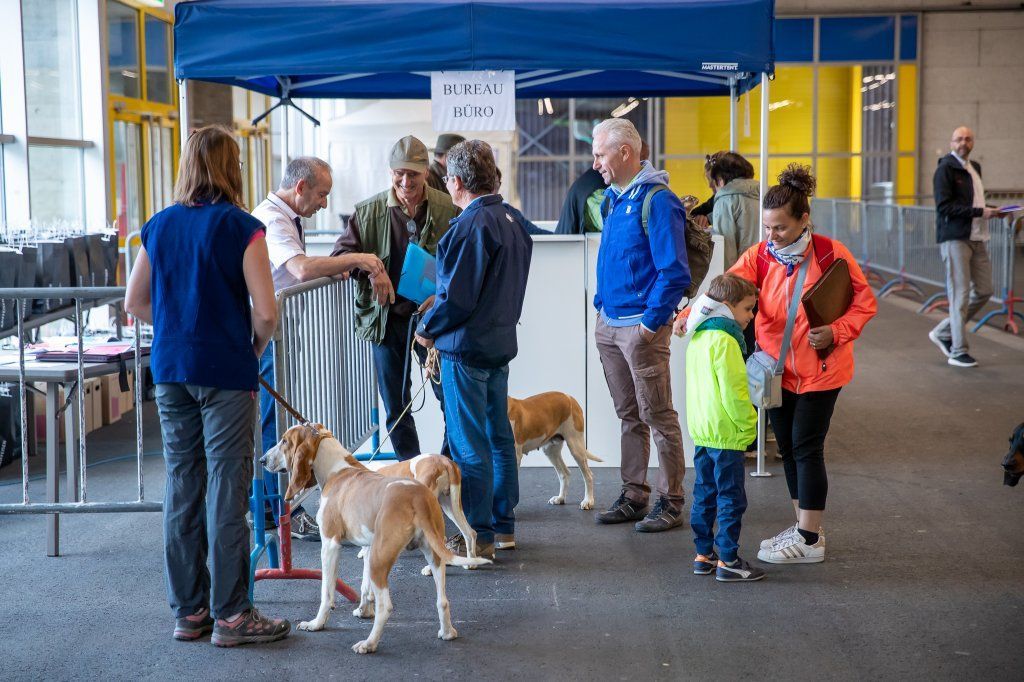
left=728, top=237, right=878, bottom=394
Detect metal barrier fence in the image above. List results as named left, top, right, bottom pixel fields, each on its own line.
left=272, top=276, right=377, bottom=451
left=0, top=287, right=155, bottom=556
left=812, top=199, right=1021, bottom=333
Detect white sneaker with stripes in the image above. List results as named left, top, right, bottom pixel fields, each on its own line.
left=760, top=524, right=799, bottom=550
left=757, top=532, right=825, bottom=564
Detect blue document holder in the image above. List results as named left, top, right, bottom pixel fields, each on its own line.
left=398, top=242, right=437, bottom=304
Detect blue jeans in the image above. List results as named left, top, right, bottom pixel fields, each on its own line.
left=440, top=358, right=518, bottom=545
left=259, top=345, right=301, bottom=519
left=690, top=446, right=747, bottom=563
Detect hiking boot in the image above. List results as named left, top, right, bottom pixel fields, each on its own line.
left=211, top=608, right=290, bottom=647
left=594, top=492, right=647, bottom=524
left=634, top=496, right=685, bottom=532
left=445, top=534, right=495, bottom=560
left=173, top=607, right=213, bottom=641
left=290, top=510, right=320, bottom=542
left=494, top=533, right=516, bottom=550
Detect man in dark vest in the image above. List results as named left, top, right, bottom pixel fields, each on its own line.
left=332, top=135, right=459, bottom=460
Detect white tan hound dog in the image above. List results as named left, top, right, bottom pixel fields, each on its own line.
left=262, top=424, right=490, bottom=654
left=508, top=392, right=603, bottom=510
left=360, top=454, right=477, bottom=573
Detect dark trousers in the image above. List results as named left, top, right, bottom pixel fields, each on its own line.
left=155, top=383, right=254, bottom=620
left=690, top=446, right=747, bottom=563
left=767, top=387, right=841, bottom=511
left=372, top=312, right=449, bottom=461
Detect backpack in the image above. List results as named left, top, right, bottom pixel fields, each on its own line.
left=601, top=184, right=714, bottom=299
left=755, top=233, right=835, bottom=287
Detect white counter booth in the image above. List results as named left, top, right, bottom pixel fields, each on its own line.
left=311, top=232, right=725, bottom=470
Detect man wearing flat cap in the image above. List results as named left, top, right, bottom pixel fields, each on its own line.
left=427, top=133, right=467, bottom=194
left=332, top=135, right=459, bottom=460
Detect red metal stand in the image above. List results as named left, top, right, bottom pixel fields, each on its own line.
left=254, top=502, right=358, bottom=603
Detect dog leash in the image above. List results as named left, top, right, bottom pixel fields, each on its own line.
left=365, top=343, right=440, bottom=462
left=258, top=375, right=321, bottom=437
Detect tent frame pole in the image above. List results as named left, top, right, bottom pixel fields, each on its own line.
left=752, top=70, right=772, bottom=479
left=729, top=78, right=737, bottom=150
left=178, top=79, right=189, bottom=151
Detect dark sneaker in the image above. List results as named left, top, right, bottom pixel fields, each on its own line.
left=211, top=608, right=290, bottom=647
left=173, top=608, right=213, bottom=641
left=290, top=510, right=321, bottom=541
left=928, top=329, right=953, bottom=358
left=594, top=492, right=648, bottom=524
left=948, top=353, right=978, bottom=368
left=494, top=533, right=516, bottom=550
left=693, top=551, right=719, bottom=575
left=634, top=496, right=685, bottom=532
left=716, top=558, right=766, bottom=583
left=445, top=534, right=495, bottom=560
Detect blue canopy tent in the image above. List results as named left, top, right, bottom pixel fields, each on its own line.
left=174, top=0, right=776, bottom=174
left=173, top=0, right=778, bottom=473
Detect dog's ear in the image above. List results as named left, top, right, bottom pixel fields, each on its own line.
left=284, top=431, right=318, bottom=501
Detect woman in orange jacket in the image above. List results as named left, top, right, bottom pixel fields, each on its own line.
left=728, top=165, right=877, bottom=565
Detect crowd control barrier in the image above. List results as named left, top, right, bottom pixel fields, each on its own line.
left=250, top=276, right=376, bottom=602
left=0, top=287, right=156, bottom=557
left=811, top=199, right=1021, bottom=334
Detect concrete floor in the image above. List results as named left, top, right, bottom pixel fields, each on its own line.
left=1, top=298, right=1023, bottom=681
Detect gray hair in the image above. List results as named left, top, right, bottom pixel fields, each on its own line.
left=592, top=118, right=641, bottom=154
left=445, top=140, right=499, bottom=195
left=280, top=156, right=331, bottom=190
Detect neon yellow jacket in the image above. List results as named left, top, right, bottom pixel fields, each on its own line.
left=685, top=323, right=757, bottom=451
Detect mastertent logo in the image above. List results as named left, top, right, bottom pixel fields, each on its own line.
left=701, top=62, right=739, bottom=71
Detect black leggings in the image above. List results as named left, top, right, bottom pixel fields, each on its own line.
left=767, top=387, right=841, bottom=511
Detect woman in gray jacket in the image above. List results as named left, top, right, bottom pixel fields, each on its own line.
left=707, top=152, right=760, bottom=269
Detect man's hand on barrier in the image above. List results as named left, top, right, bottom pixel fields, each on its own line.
left=414, top=333, right=434, bottom=349
left=417, top=295, right=436, bottom=314
left=370, top=273, right=395, bottom=305
left=358, top=254, right=386, bottom=277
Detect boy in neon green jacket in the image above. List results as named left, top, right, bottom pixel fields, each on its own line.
left=684, top=274, right=764, bottom=582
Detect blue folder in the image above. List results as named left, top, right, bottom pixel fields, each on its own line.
left=397, top=242, right=437, bottom=305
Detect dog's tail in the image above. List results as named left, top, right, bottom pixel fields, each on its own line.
left=417, top=494, right=491, bottom=569
left=567, top=399, right=603, bottom=462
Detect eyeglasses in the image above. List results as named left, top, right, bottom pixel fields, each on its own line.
left=442, top=175, right=455, bottom=184
left=406, top=219, right=418, bottom=245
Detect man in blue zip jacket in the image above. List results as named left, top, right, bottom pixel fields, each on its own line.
left=591, top=118, right=691, bottom=532
left=415, top=140, right=533, bottom=559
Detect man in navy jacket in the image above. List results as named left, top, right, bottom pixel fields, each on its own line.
left=416, top=140, right=532, bottom=559
left=590, top=118, right=690, bottom=533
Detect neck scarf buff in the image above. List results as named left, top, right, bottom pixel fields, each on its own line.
left=767, top=227, right=812, bottom=276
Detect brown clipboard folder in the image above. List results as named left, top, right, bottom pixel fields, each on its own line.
left=801, top=258, right=853, bottom=358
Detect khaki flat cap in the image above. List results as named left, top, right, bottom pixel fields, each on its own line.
left=390, top=135, right=429, bottom=172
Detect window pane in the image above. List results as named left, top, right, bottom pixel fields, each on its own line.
left=816, top=157, right=855, bottom=199
left=516, top=161, right=569, bottom=221
left=817, top=66, right=857, bottom=154
left=663, top=159, right=708, bottom=201
left=663, top=97, right=730, bottom=157
left=108, top=1, right=140, bottom=99
left=897, top=64, right=917, bottom=154
left=148, top=124, right=174, bottom=214
left=573, top=98, right=650, bottom=156
left=144, top=16, right=171, bottom=104
left=28, top=145, right=84, bottom=224
left=769, top=66, right=813, bottom=154
left=516, top=98, right=570, bottom=157
left=23, top=0, right=82, bottom=138
left=113, top=120, right=143, bottom=236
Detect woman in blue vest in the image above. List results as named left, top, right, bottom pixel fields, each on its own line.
left=126, top=125, right=290, bottom=647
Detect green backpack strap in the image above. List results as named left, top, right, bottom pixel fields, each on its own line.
left=641, top=184, right=670, bottom=235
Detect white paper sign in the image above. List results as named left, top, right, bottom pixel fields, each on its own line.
left=431, top=70, right=516, bottom=132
